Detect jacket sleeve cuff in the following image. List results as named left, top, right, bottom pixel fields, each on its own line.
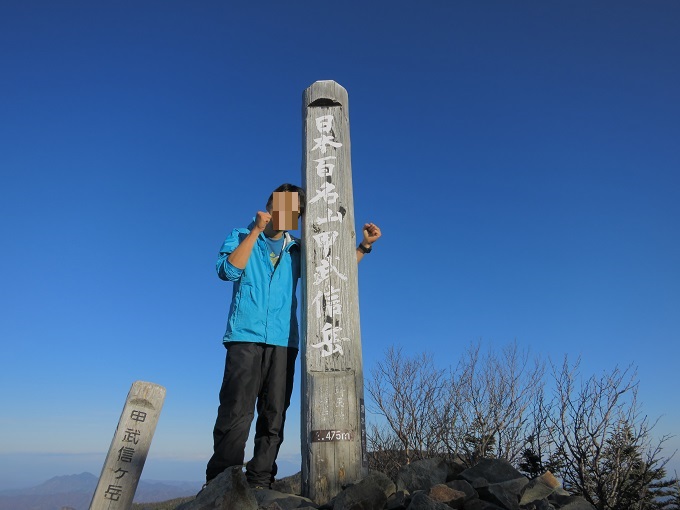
left=217, top=256, right=244, bottom=281
left=225, top=260, right=243, bottom=280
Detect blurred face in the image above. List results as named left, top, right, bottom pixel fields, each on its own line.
left=271, top=191, right=300, bottom=230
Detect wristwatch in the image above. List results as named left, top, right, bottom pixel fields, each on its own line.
left=357, top=243, right=372, bottom=254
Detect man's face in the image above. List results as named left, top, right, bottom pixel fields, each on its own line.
left=271, top=191, right=300, bottom=231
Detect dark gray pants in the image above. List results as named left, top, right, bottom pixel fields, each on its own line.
left=206, top=342, right=297, bottom=485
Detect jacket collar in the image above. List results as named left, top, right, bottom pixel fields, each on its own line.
left=247, top=219, right=300, bottom=251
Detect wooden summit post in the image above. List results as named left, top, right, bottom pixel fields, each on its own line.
left=301, top=80, right=368, bottom=503
left=90, top=381, right=165, bottom=510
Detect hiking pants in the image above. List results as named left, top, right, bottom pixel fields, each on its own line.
left=206, top=342, right=297, bottom=485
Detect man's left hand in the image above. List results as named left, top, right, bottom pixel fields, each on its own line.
left=362, top=223, right=381, bottom=246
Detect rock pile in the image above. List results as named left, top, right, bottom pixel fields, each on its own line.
left=175, top=458, right=596, bottom=510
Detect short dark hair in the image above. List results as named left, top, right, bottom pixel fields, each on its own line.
left=266, top=183, right=306, bottom=215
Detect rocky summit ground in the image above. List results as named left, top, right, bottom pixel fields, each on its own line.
left=151, top=457, right=597, bottom=510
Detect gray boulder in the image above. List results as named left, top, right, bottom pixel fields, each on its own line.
left=446, top=457, right=468, bottom=481
left=396, top=458, right=449, bottom=492
left=477, top=482, right=521, bottom=510
left=520, top=501, right=555, bottom=510
left=386, top=490, right=410, bottom=510
left=519, top=471, right=567, bottom=506
left=253, top=488, right=318, bottom=509
left=550, top=496, right=596, bottom=510
left=332, top=471, right=396, bottom=510
left=458, top=460, right=525, bottom=488
left=175, top=466, right=257, bottom=510
left=273, top=472, right=303, bottom=495
left=446, top=480, right=478, bottom=501
left=496, top=477, right=529, bottom=496
left=463, top=499, right=506, bottom=510
left=427, top=484, right=466, bottom=509
left=260, top=503, right=285, bottom=510
left=407, top=491, right=452, bottom=510
left=476, top=477, right=529, bottom=510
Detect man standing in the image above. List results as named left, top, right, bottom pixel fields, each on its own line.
left=206, top=183, right=381, bottom=488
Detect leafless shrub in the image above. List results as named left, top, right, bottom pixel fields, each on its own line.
left=367, top=341, right=544, bottom=468
left=441, top=341, right=545, bottom=466
left=366, top=343, right=676, bottom=509
left=545, top=356, right=676, bottom=509
left=366, top=346, right=446, bottom=467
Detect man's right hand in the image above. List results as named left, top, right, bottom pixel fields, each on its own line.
left=228, top=211, right=271, bottom=269
left=254, top=211, right=271, bottom=232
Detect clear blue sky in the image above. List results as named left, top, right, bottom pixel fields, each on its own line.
left=1, top=1, right=678, bottom=490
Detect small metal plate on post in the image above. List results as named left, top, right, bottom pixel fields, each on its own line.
left=311, top=430, right=353, bottom=442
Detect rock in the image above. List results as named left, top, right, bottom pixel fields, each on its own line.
left=396, top=458, right=449, bottom=492
left=445, top=457, right=468, bottom=482
left=332, top=471, right=396, bottom=510
left=273, top=472, right=303, bottom=495
left=497, top=477, right=529, bottom=496
left=463, top=499, right=506, bottom=509
left=175, top=466, right=258, bottom=510
left=477, top=482, right=521, bottom=510
left=476, top=477, right=529, bottom=510
left=261, top=503, right=285, bottom=510
left=386, top=490, right=410, bottom=510
left=519, top=472, right=565, bottom=506
left=458, top=460, right=525, bottom=488
left=446, top=480, right=478, bottom=501
left=253, top=488, right=318, bottom=509
left=550, top=496, right=596, bottom=510
left=521, top=501, right=555, bottom=510
left=164, top=456, right=599, bottom=510
left=407, top=491, right=452, bottom=509
left=428, top=484, right=466, bottom=509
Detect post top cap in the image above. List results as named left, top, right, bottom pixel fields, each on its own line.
left=303, top=80, right=348, bottom=108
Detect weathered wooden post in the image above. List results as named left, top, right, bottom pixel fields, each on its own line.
left=90, top=381, right=166, bottom=510
left=301, top=80, right=368, bottom=503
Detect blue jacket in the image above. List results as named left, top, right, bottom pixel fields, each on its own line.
left=216, top=221, right=301, bottom=349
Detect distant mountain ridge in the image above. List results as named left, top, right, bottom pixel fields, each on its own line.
left=0, top=472, right=97, bottom=496
left=0, top=472, right=202, bottom=510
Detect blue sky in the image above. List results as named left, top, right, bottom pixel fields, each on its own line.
left=1, top=0, right=679, bottom=490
